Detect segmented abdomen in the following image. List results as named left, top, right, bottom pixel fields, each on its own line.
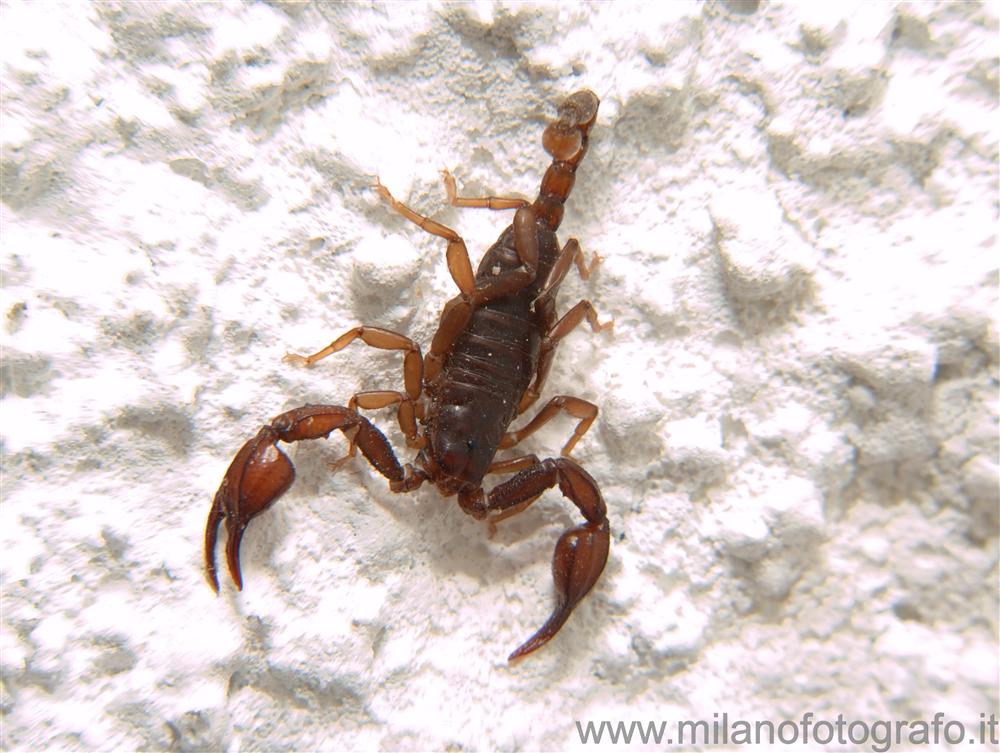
left=425, top=291, right=543, bottom=485
left=444, top=297, right=541, bottom=423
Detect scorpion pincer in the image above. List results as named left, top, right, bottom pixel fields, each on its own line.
left=204, top=90, right=613, bottom=661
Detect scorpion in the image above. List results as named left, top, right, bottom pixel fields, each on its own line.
left=204, top=90, right=613, bottom=661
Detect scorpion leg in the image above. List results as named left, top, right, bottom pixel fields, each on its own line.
left=284, top=325, right=423, bottom=401
left=325, top=390, right=426, bottom=474
left=375, top=180, right=542, bottom=379
left=519, top=298, right=613, bottom=414
left=283, top=326, right=424, bottom=454
left=460, top=458, right=610, bottom=662
left=425, top=295, right=473, bottom=382
left=348, top=390, right=425, bottom=450
left=374, top=180, right=478, bottom=381
left=422, top=205, right=543, bottom=367
left=536, top=238, right=602, bottom=303
left=375, top=178, right=541, bottom=305
left=467, top=206, right=540, bottom=305
left=441, top=168, right=529, bottom=210
left=516, top=238, right=611, bottom=414
left=501, top=395, right=598, bottom=456
left=426, top=204, right=545, bottom=380
left=374, top=178, right=476, bottom=296
left=205, top=405, right=415, bottom=593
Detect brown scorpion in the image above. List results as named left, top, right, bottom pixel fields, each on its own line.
left=204, top=90, right=612, bottom=661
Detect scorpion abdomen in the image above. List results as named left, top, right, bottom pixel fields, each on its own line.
left=429, top=301, right=541, bottom=484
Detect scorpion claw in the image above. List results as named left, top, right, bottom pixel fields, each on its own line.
left=509, top=518, right=610, bottom=662
left=204, top=426, right=296, bottom=592
left=205, top=406, right=405, bottom=593
left=204, top=495, right=224, bottom=593
left=224, top=517, right=246, bottom=591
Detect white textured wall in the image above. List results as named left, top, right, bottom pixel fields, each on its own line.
left=2, top=2, right=997, bottom=751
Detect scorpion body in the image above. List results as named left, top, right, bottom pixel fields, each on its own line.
left=424, top=199, right=571, bottom=494
left=205, top=90, right=612, bottom=661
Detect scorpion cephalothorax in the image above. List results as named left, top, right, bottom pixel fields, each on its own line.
left=205, top=90, right=613, bottom=661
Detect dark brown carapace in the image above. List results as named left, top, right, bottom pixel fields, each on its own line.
left=205, top=90, right=613, bottom=662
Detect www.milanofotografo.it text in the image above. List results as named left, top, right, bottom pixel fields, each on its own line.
left=575, top=712, right=998, bottom=751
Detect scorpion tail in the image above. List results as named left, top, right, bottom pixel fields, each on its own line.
left=532, top=90, right=600, bottom=231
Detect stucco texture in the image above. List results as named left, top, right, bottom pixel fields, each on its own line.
left=2, top=2, right=997, bottom=751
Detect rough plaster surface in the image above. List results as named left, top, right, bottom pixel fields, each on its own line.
left=2, top=1, right=998, bottom=751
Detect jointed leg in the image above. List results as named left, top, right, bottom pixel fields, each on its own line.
left=284, top=325, right=423, bottom=402
left=374, top=179, right=478, bottom=381
left=376, top=179, right=545, bottom=379
left=375, top=178, right=475, bottom=296
left=348, top=390, right=424, bottom=449
left=324, top=389, right=425, bottom=475
left=546, top=299, right=613, bottom=344
left=501, top=395, right=598, bottom=456
left=518, top=299, right=613, bottom=414
left=517, top=237, right=611, bottom=415
left=441, top=169, right=529, bottom=210
left=283, top=328, right=425, bottom=464
left=424, top=295, right=472, bottom=382
left=536, top=238, right=603, bottom=305
left=458, top=457, right=611, bottom=662
left=379, top=178, right=541, bottom=307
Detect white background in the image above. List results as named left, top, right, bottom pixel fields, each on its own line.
left=2, top=1, right=997, bottom=750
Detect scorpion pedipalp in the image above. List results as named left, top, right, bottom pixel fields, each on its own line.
left=205, top=406, right=409, bottom=592
left=477, top=457, right=610, bottom=661
left=205, top=426, right=294, bottom=592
